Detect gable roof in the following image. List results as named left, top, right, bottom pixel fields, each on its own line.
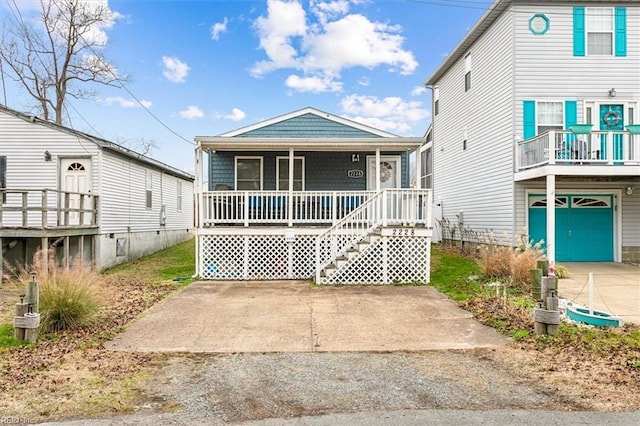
left=196, top=107, right=424, bottom=152
left=0, top=104, right=193, bottom=181
left=219, top=107, right=398, bottom=138
left=425, top=0, right=638, bottom=85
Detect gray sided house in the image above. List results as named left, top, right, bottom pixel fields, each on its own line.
left=194, top=107, right=432, bottom=284
left=0, top=104, right=194, bottom=279
left=426, top=0, right=640, bottom=265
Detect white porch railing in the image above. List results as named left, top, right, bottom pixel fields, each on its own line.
left=201, top=190, right=375, bottom=226
left=314, top=189, right=431, bottom=282
left=0, top=188, right=98, bottom=229
left=517, top=130, right=640, bottom=170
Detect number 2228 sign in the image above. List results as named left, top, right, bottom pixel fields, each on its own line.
left=347, top=169, right=363, bottom=178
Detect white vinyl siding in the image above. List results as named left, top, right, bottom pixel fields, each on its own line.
left=432, top=10, right=514, bottom=240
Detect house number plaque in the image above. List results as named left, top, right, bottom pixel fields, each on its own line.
left=347, top=169, right=364, bottom=178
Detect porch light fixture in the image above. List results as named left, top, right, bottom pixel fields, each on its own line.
left=626, top=186, right=634, bottom=196
left=608, top=88, right=616, bottom=98
left=44, top=150, right=52, bottom=161
left=351, top=154, right=360, bottom=163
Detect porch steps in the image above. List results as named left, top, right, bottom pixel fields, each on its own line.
left=319, top=230, right=381, bottom=279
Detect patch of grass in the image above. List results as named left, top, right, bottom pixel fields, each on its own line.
left=0, top=323, right=27, bottom=350
left=430, top=246, right=483, bottom=301
left=103, top=238, right=195, bottom=285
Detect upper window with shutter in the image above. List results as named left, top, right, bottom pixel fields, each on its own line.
left=574, top=7, right=626, bottom=57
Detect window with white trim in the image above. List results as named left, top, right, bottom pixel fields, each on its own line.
left=235, top=157, right=262, bottom=190
left=177, top=180, right=183, bottom=212
left=587, top=8, right=614, bottom=55
left=464, top=53, right=471, bottom=92
left=537, top=101, right=564, bottom=134
left=433, top=86, right=440, bottom=116
left=276, top=157, right=305, bottom=191
left=145, top=170, right=153, bottom=209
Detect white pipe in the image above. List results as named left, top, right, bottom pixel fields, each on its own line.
left=588, top=272, right=594, bottom=315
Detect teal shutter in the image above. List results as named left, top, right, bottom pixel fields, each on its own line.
left=523, top=100, right=536, bottom=139
left=615, top=7, right=627, bottom=57
left=565, top=101, right=577, bottom=129
left=573, top=7, right=585, bottom=57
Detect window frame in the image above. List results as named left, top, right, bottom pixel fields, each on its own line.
left=234, top=156, right=263, bottom=191
left=176, top=180, right=183, bottom=212
left=145, top=170, right=153, bottom=209
left=464, top=53, right=471, bottom=92
left=586, top=7, right=614, bottom=56
left=275, top=156, right=305, bottom=191
left=536, top=101, right=565, bottom=134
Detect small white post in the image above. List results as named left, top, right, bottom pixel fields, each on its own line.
left=588, top=272, right=594, bottom=315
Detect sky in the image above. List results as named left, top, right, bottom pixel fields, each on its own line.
left=0, top=0, right=490, bottom=174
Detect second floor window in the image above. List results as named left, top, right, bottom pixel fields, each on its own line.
left=587, top=8, right=613, bottom=55
left=464, top=54, right=471, bottom=92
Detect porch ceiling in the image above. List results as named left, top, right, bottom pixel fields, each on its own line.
left=194, top=137, right=425, bottom=152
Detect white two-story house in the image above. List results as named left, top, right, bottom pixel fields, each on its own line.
left=425, top=0, right=640, bottom=265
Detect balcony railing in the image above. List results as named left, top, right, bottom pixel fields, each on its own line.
left=201, top=189, right=430, bottom=227
left=0, top=188, right=98, bottom=229
left=517, top=130, right=640, bottom=171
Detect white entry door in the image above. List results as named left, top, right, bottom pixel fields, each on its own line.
left=60, top=158, right=92, bottom=225
left=366, top=155, right=401, bottom=190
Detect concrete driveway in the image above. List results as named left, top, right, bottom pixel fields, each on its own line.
left=106, top=281, right=507, bottom=353
left=558, top=263, right=640, bottom=324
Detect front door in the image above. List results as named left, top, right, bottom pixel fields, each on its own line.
left=599, top=104, right=624, bottom=161
left=366, top=156, right=401, bottom=190
left=60, top=158, right=92, bottom=225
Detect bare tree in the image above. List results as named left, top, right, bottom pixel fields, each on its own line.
left=0, top=0, right=126, bottom=124
left=117, top=136, right=160, bottom=157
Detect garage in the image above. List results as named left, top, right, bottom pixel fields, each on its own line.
left=528, top=194, right=614, bottom=262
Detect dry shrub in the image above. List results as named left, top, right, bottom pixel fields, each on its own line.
left=7, top=248, right=105, bottom=332
left=478, top=232, right=544, bottom=293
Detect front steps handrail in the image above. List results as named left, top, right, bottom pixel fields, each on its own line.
left=315, top=189, right=386, bottom=282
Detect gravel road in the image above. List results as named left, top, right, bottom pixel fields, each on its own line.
left=41, top=348, right=628, bottom=425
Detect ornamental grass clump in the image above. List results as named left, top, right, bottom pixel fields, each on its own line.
left=9, top=248, right=105, bottom=332
left=477, top=232, right=544, bottom=293
left=38, top=267, right=104, bottom=332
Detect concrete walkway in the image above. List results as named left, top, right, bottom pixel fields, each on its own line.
left=106, top=281, right=507, bottom=353
left=558, top=262, right=640, bottom=325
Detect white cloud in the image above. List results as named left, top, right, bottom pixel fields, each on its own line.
left=358, top=76, right=370, bottom=87
left=100, top=96, right=152, bottom=109
left=211, top=17, right=228, bottom=40
left=162, top=56, right=190, bottom=83
left=224, top=108, right=246, bottom=121
left=340, top=94, right=429, bottom=135
left=285, top=74, right=342, bottom=93
left=251, top=0, right=417, bottom=92
left=178, top=106, right=204, bottom=119
left=411, top=86, right=427, bottom=96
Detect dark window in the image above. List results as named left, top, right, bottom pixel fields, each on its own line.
left=464, top=71, right=471, bottom=92
left=463, top=139, right=467, bottom=150
left=434, top=99, right=439, bottom=116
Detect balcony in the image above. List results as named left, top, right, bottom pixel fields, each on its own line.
left=515, top=130, right=640, bottom=180
left=0, top=188, right=98, bottom=236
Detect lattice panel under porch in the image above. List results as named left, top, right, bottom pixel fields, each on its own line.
left=321, top=236, right=431, bottom=285
left=294, top=236, right=316, bottom=278
left=200, top=235, right=245, bottom=279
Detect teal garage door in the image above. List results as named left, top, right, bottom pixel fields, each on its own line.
left=528, top=194, right=614, bottom=262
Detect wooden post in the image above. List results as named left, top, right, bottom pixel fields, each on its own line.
left=530, top=268, right=542, bottom=300
left=537, top=260, right=549, bottom=277
left=534, top=276, right=560, bottom=335
left=27, top=275, right=39, bottom=314
left=14, top=298, right=28, bottom=340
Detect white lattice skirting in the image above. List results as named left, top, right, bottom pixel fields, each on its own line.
left=199, top=233, right=430, bottom=284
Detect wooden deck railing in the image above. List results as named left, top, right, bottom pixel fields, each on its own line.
left=0, top=188, right=98, bottom=229
left=517, top=130, right=640, bottom=170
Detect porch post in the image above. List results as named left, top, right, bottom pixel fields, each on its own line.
left=288, top=148, right=294, bottom=227
left=194, top=143, right=203, bottom=278
left=415, top=148, right=422, bottom=189
left=375, top=149, right=381, bottom=192
left=546, top=174, right=556, bottom=270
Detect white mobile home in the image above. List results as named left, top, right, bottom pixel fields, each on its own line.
left=0, top=105, right=194, bottom=278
